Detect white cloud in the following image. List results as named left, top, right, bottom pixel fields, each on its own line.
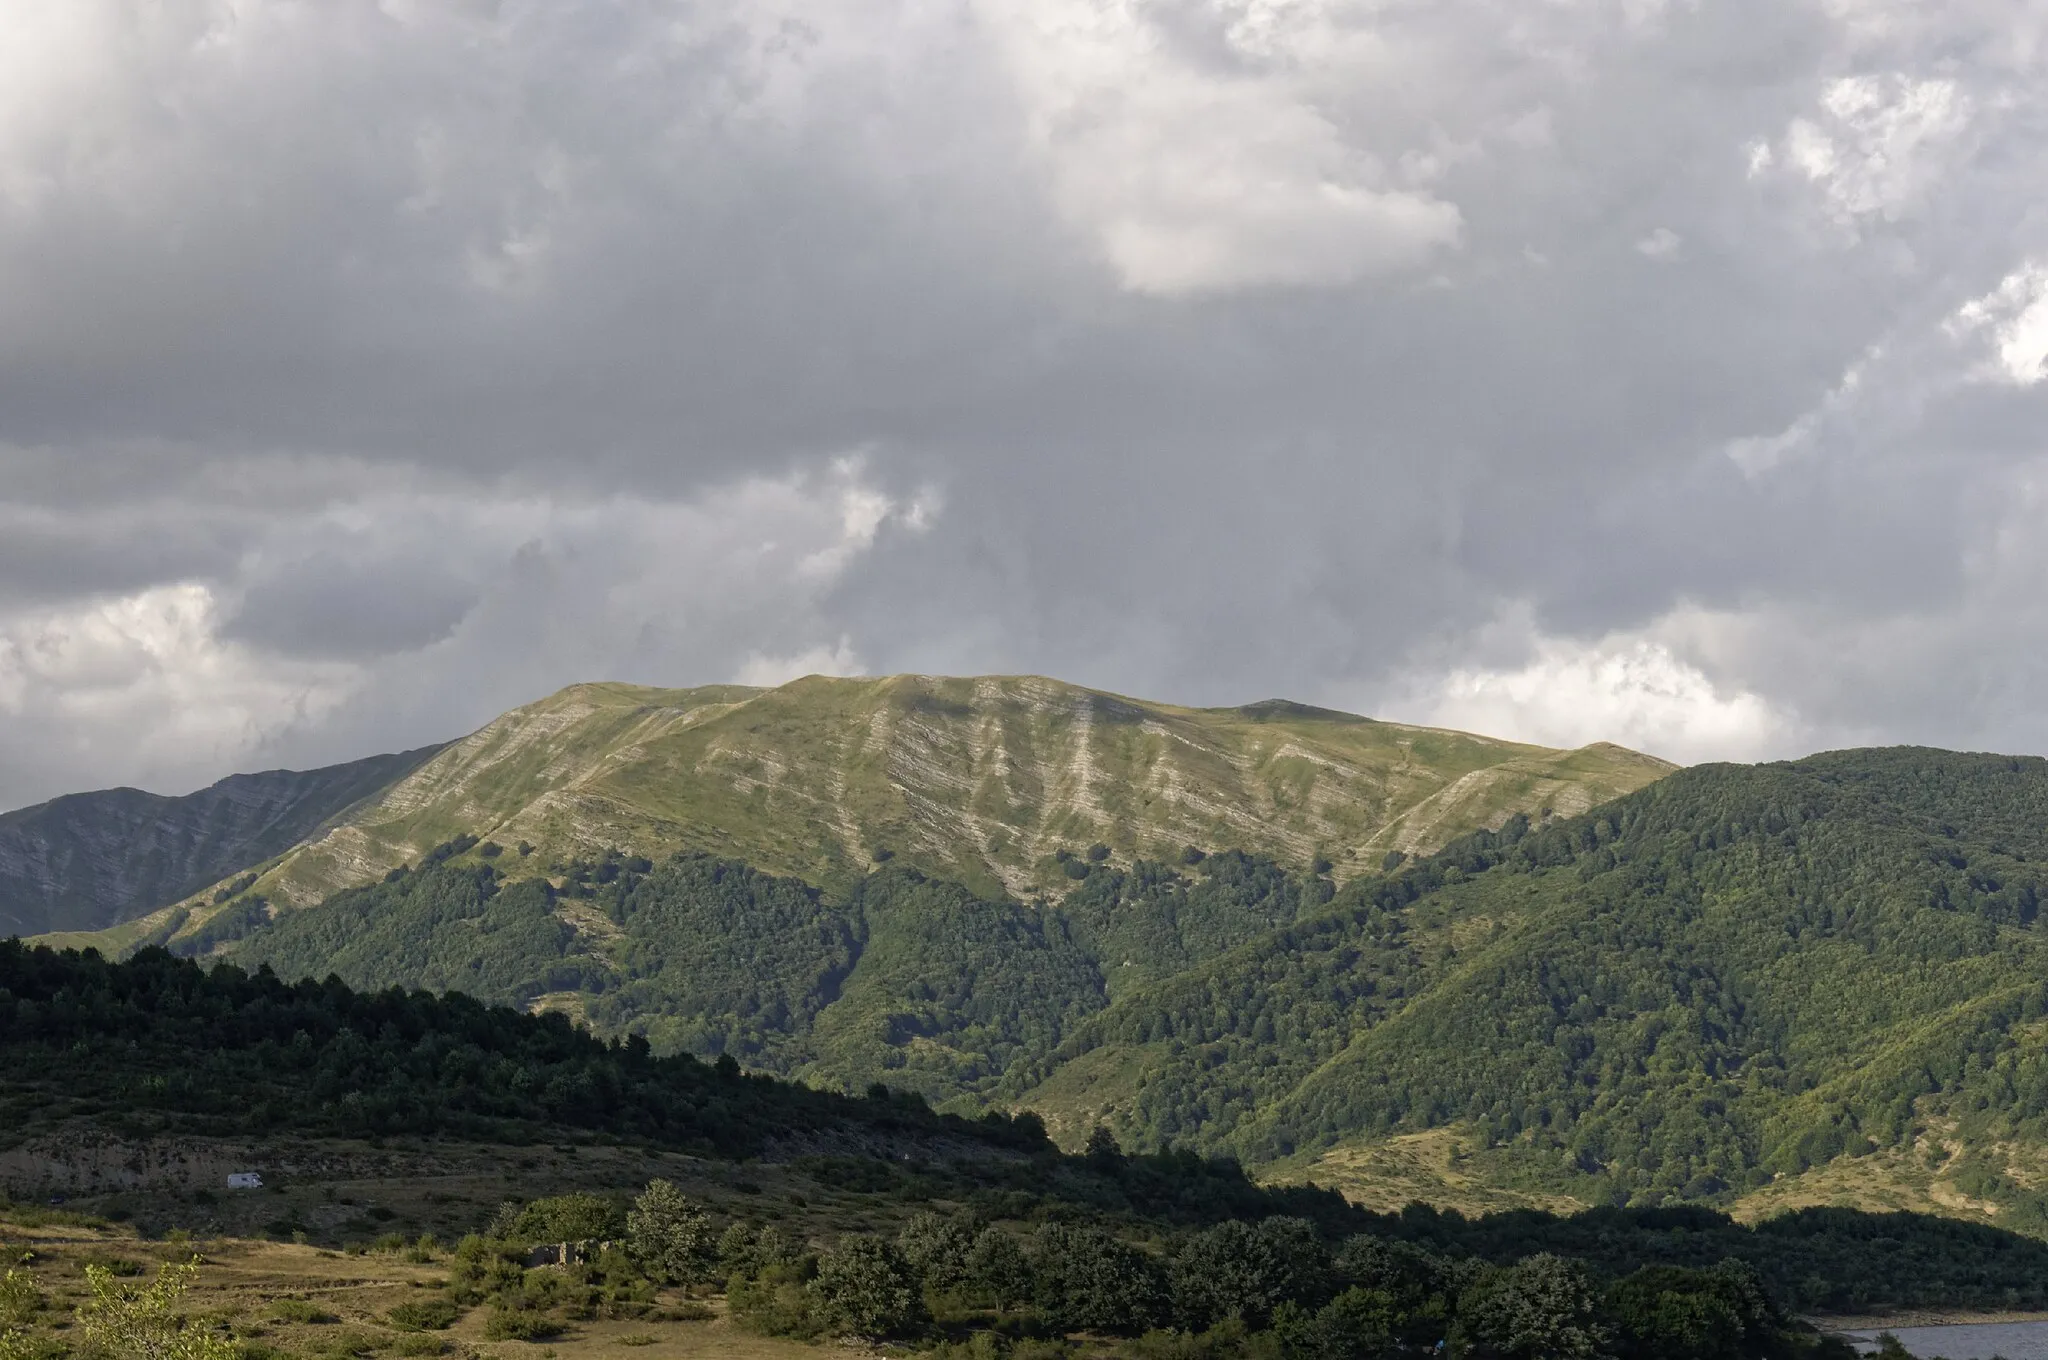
left=1771, top=75, right=1971, bottom=228
left=982, top=0, right=1462, bottom=294
left=1390, top=634, right=1796, bottom=766
left=0, top=583, right=358, bottom=799
left=0, top=459, right=927, bottom=806
left=735, top=637, right=866, bottom=687
left=1635, top=227, right=1683, bottom=260
left=1948, top=262, right=2048, bottom=387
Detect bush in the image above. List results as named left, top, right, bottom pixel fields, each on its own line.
left=0, top=1272, right=43, bottom=1328
left=270, top=1298, right=340, bottom=1324
left=1604, top=1261, right=1780, bottom=1360
left=730, top=1262, right=822, bottom=1340
left=448, top=1236, right=526, bottom=1307
left=386, top=1298, right=460, bottom=1332
left=482, top=1308, right=559, bottom=1341
left=80, top=1260, right=239, bottom=1360
left=811, top=1236, right=927, bottom=1339
left=966, top=1229, right=1032, bottom=1310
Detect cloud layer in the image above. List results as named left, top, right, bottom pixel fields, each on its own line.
left=1, top=0, right=2046, bottom=805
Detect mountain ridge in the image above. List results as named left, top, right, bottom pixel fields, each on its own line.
left=151, top=672, right=1673, bottom=923
left=0, top=744, right=445, bottom=938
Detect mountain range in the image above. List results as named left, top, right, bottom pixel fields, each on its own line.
left=10, top=673, right=1668, bottom=941
left=23, top=674, right=2048, bottom=1237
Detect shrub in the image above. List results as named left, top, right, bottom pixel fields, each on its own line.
left=1604, top=1261, right=1780, bottom=1360
left=83, top=1256, right=146, bottom=1278
left=0, top=1271, right=43, bottom=1328
left=966, top=1229, right=1031, bottom=1310
left=502, top=1194, right=623, bottom=1244
left=386, top=1298, right=460, bottom=1332
left=80, top=1260, right=239, bottom=1360
left=482, top=1308, right=559, bottom=1341
left=1170, top=1217, right=1332, bottom=1329
left=270, top=1298, right=340, bottom=1325
left=730, top=1262, right=821, bottom=1340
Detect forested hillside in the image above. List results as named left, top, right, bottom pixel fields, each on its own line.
left=205, top=845, right=1330, bottom=1102
left=0, top=938, right=1045, bottom=1158
left=1006, top=748, right=2048, bottom=1221
left=11, top=938, right=2048, bottom=1344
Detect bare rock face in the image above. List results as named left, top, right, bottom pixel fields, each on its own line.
left=0, top=746, right=442, bottom=938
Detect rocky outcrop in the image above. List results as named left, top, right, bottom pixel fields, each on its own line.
left=0, top=746, right=442, bottom=938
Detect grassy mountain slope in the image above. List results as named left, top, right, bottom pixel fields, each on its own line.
left=0, top=745, right=444, bottom=938
left=182, top=674, right=1670, bottom=916
left=1001, top=748, right=2048, bottom=1226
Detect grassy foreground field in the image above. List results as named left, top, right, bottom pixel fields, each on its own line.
left=0, top=1137, right=949, bottom=1360
left=0, top=1208, right=822, bottom=1360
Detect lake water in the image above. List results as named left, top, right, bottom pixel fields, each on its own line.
left=1844, top=1321, right=2048, bottom=1358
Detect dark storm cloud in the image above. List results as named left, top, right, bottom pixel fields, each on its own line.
left=0, top=0, right=2045, bottom=804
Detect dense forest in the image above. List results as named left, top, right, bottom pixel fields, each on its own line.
left=219, top=845, right=1327, bottom=1102
left=1009, top=748, right=2048, bottom=1213
left=0, top=940, right=1044, bottom=1158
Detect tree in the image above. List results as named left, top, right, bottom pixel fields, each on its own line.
left=810, top=1237, right=925, bottom=1339
left=510, top=1192, right=625, bottom=1244
left=1085, top=1124, right=1124, bottom=1171
left=626, top=1180, right=715, bottom=1284
left=77, top=1260, right=237, bottom=1360
left=1311, top=1286, right=1404, bottom=1359
left=1605, top=1261, right=1780, bottom=1360
left=1457, top=1254, right=1609, bottom=1360
left=1171, top=1217, right=1333, bottom=1329
left=1030, top=1224, right=1167, bottom=1334
left=967, top=1229, right=1032, bottom=1310
left=897, top=1212, right=975, bottom=1290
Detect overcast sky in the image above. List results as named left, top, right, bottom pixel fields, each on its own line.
left=2, top=0, right=2045, bottom=808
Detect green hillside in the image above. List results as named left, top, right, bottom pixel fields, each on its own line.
left=209, top=844, right=1334, bottom=1103
left=1003, top=748, right=2048, bottom=1226
left=154, top=674, right=1670, bottom=917
left=44, top=740, right=2048, bottom=1244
